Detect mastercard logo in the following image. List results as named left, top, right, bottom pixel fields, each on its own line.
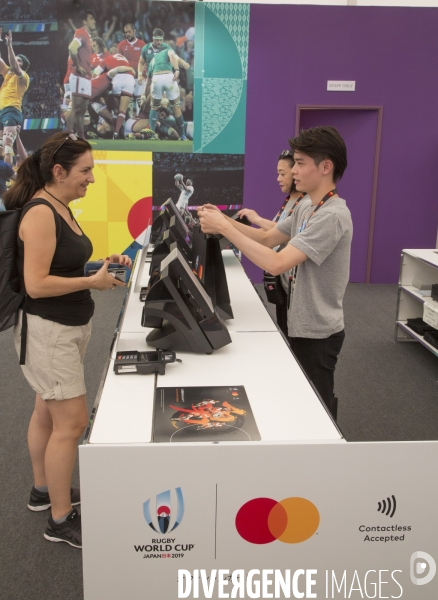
left=235, top=497, right=320, bottom=544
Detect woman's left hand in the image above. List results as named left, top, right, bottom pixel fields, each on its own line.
left=107, top=254, right=133, bottom=268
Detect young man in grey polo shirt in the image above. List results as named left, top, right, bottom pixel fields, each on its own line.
left=197, top=126, right=352, bottom=420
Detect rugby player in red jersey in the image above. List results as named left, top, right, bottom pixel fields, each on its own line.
left=66, top=10, right=96, bottom=139
left=91, top=37, right=110, bottom=72
left=93, top=53, right=135, bottom=138
left=117, top=24, right=145, bottom=116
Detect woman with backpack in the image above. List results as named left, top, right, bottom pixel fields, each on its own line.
left=3, top=132, right=131, bottom=549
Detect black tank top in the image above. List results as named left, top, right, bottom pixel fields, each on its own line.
left=18, top=198, right=95, bottom=326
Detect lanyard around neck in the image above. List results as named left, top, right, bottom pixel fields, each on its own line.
left=273, top=192, right=306, bottom=223
left=307, top=188, right=337, bottom=222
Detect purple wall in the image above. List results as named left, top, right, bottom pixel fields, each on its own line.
left=299, top=108, right=378, bottom=283
left=243, top=5, right=438, bottom=283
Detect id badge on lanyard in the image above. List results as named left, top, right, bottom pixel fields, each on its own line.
left=298, top=219, right=307, bottom=234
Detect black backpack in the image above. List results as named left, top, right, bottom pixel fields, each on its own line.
left=0, top=208, right=26, bottom=332
left=0, top=200, right=61, bottom=361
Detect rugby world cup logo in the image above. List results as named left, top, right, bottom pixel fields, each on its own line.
left=143, top=487, right=184, bottom=533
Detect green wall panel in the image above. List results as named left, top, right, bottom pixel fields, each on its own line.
left=194, top=2, right=250, bottom=154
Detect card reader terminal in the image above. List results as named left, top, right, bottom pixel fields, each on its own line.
left=114, top=350, right=177, bottom=375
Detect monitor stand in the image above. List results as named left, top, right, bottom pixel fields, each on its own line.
left=191, top=226, right=234, bottom=320
left=146, top=321, right=213, bottom=354
left=204, top=236, right=233, bottom=321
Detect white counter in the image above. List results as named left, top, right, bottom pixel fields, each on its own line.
left=88, top=250, right=340, bottom=445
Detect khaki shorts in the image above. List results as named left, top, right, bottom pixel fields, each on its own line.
left=14, top=311, right=92, bottom=401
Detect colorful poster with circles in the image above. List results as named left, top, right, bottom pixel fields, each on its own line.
left=70, top=150, right=152, bottom=260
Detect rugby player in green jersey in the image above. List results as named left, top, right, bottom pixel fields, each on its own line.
left=144, top=42, right=187, bottom=139
left=138, top=28, right=188, bottom=90
left=138, top=28, right=188, bottom=139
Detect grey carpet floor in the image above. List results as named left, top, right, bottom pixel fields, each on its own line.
left=0, top=283, right=437, bottom=599
left=336, top=283, right=438, bottom=441
left=0, top=288, right=126, bottom=600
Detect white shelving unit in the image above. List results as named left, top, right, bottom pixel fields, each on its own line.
left=395, top=249, right=438, bottom=357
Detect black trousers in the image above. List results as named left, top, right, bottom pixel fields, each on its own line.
left=288, top=329, right=345, bottom=421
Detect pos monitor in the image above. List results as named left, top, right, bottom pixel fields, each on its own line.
left=150, top=199, right=173, bottom=244
left=162, top=214, right=192, bottom=261
left=148, top=200, right=233, bottom=321
left=160, top=224, right=233, bottom=321
left=133, top=225, right=152, bottom=293
left=150, top=198, right=192, bottom=270
left=142, top=248, right=232, bottom=354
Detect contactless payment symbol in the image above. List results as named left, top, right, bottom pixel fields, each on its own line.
left=236, top=497, right=319, bottom=544
left=143, top=487, right=184, bottom=533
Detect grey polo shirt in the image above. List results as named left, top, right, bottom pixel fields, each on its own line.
left=276, top=196, right=353, bottom=339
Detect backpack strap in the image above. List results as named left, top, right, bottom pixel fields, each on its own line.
left=19, top=311, right=28, bottom=365
left=19, top=198, right=63, bottom=241
left=18, top=199, right=63, bottom=366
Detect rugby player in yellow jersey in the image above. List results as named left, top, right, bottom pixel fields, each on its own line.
left=0, top=30, right=30, bottom=166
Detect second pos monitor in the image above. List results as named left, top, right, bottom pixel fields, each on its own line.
left=151, top=199, right=233, bottom=322
left=142, top=200, right=233, bottom=354
left=143, top=247, right=232, bottom=354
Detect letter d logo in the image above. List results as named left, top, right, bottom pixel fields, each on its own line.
left=410, top=551, right=436, bottom=585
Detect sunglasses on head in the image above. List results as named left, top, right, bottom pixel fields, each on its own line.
left=280, top=150, right=294, bottom=159
left=52, top=133, right=78, bottom=158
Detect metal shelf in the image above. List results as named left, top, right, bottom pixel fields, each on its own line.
left=395, top=250, right=438, bottom=358
left=399, top=285, right=432, bottom=304
left=396, top=321, right=438, bottom=357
